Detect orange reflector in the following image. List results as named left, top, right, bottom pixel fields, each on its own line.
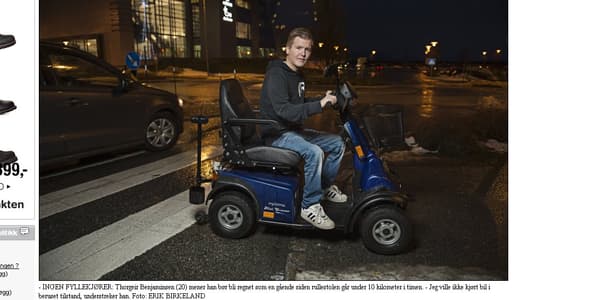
left=355, top=145, right=364, bottom=158
left=263, top=211, right=274, bottom=219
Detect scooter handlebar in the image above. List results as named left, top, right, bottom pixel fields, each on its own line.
left=191, top=116, right=209, bottom=124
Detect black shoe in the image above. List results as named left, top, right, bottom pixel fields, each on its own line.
left=0, top=100, right=16, bottom=114
left=0, top=150, right=17, bottom=165
left=0, top=34, right=16, bottom=49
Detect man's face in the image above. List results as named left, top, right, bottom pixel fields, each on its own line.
left=285, top=37, right=312, bottom=70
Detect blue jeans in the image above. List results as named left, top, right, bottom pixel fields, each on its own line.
left=271, top=129, right=345, bottom=208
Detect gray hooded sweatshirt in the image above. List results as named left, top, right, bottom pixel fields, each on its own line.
left=259, top=60, right=322, bottom=143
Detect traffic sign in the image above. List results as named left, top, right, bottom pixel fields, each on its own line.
left=126, top=51, right=141, bottom=70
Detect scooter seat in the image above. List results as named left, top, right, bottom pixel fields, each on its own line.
left=245, top=146, right=301, bottom=167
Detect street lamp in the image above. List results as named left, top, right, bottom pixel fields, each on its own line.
left=333, top=45, right=339, bottom=51
left=430, top=41, right=438, bottom=47
left=482, top=50, right=488, bottom=67
left=371, top=50, right=376, bottom=56
left=496, top=49, right=502, bottom=54
left=318, top=42, right=324, bottom=48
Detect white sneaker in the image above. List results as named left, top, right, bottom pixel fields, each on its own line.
left=301, top=204, right=335, bottom=230
left=323, top=185, right=348, bottom=203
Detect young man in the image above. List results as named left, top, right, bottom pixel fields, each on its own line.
left=259, top=27, right=347, bottom=230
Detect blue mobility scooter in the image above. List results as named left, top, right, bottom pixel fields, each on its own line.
left=190, top=66, right=412, bottom=254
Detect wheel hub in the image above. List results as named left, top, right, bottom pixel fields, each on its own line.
left=147, top=118, right=175, bottom=147
left=372, top=218, right=401, bottom=245
left=217, top=205, right=243, bottom=230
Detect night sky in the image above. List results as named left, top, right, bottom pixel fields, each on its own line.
left=342, top=0, right=508, bottom=62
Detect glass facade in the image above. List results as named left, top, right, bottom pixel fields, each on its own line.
left=235, top=0, right=250, bottom=9
left=258, top=48, right=275, bottom=58
left=236, top=22, right=251, bottom=40
left=190, top=0, right=203, bottom=59
left=193, top=45, right=202, bottom=58
left=131, top=0, right=188, bottom=60
left=236, top=46, right=252, bottom=58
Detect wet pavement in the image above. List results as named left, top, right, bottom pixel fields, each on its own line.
left=41, top=68, right=509, bottom=281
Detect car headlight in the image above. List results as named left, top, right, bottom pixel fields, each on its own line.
left=178, top=97, right=184, bottom=107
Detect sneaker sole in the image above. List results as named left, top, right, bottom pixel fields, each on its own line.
left=325, top=198, right=347, bottom=203
left=300, top=214, right=335, bottom=230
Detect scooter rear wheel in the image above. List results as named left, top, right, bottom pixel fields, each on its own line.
left=360, top=205, right=412, bottom=255
left=209, top=191, right=256, bottom=239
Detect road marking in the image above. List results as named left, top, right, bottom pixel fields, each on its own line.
left=40, top=185, right=210, bottom=280
left=40, top=151, right=146, bottom=180
left=40, top=146, right=222, bottom=219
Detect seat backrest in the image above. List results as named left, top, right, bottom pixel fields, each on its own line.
left=219, top=79, right=259, bottom=145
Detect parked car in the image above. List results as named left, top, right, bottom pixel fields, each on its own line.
left=39, top=42, right=184, bottom=166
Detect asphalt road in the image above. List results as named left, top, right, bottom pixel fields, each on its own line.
left=39, top=69, right=508, bottom=280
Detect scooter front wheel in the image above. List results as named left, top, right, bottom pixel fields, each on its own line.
left=209, top=191, right=256, bottom=239
left=360, top=205, right=412, bottom=255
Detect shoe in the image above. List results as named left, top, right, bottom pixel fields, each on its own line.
left=301, top=203, right=335, bottom=230
left=0, top=150, right=17, bottom=165
left=0, top=34, right=16, bottom=49
left=0, top=100, right=16, bottom=114
left=323, top=185, right=348, bottom=203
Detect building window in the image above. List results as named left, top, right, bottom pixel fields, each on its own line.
left=259, top=48, right=275, bottom=58
left=131, top=0, right=188, bottom=59
left=193, top=45, right=202, bottom=58
left=236, top=46, right=252, bottom=58
left=236, top=22, right=251, bottom=40
left=191, top=4, right=202, bottom=40
left=235, top=0, right=250, bottom=9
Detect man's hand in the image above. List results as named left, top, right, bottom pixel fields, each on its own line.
left=320, top=90, right=337, bottom=108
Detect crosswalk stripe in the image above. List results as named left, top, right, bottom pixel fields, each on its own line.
left=40, top=146, right=222, bottom=219
left=40, top=184, right=210, bottom=280
left=40, top=151, right=146, bottom=180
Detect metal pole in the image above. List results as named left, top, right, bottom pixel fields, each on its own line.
left=196, top=119, right=203, bottom=183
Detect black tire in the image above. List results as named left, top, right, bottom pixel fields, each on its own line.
left=208, top=191, right=256, bottom=239
left=144, top=112, right=179, bottom=151
left=360, top=205, right=413, bottom=255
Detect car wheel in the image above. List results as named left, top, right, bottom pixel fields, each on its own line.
left=209, top=191, right=256, bottom=239
left=360, top=205, right=412, bottom=255
left=145, top=112, right=179, bottom=151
